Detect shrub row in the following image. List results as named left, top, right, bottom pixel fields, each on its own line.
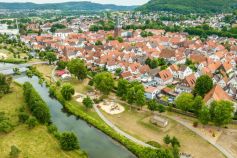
left=23, top=82, right=50, bottom=124
left=0, top=58, right=26, bottom=64
left=55, top=92, right=174, bottom=158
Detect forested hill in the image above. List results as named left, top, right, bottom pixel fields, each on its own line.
left=0, top=1, right=136, bottom=11
left=136, top=0, right=237, bottom=14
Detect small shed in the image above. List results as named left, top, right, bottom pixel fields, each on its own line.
left=150, top=115, right=168, bottom=127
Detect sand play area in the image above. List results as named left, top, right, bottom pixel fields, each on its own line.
left=74, top=92, right=86, bottom=103
left=99, top=100, right=125, bottom=115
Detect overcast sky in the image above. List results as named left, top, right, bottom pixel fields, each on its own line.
left=0, top=0, right=149, bottom=6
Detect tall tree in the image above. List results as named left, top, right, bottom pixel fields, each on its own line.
left=198, top=106, right=210, bottom=125
left=211, top=100, right=234, bottom=127
left=67, top=59, right=87, bottom=80
left=135, top=90, right=146, bottom=109
left=61, top=84, right=75, bottom=100
left=194, top=75, right=213, bottom=97
left=94, top=72, right=114, bottom=94
left=193, top=96, right=204, bottom=116
left=117, top=79, right=129, bottom=99
left=175, top=93, right=194, bottom=112
left=46, top=52, right=57, bottom=64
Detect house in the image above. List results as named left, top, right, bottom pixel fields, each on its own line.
left=55, top=29, right=73, bottom=39
left=120, top=71, right=132, bottom=79
left=155, top=69, right=173, bottom=85
left=168, top=64, right=179, bottom=78
left=175, top=73, right=196, bottom=93
left=204, top=84, right=232, bottom=105
left=178, top=65, right=193, bottom=79
left=145, top=86, right=160, bottom=99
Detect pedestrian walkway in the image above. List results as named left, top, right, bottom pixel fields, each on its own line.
left=93, top=104, right=155, bottom=148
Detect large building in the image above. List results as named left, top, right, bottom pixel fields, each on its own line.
left=114, top=16, right=122, bottom=38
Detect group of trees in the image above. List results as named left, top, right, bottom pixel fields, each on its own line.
left=106, top=35, right=124, bottom=43
left=23, top=82, right=51, bottom=124
left=199, top=100, right=234, bottom=126
left=47, top=124, right=80, bottom=151
left=163, top=135, right=180, bottom=158
left=145, top=58, right=166, bottom=69
left=147, top=99, right=166, bottom=113
left=140, top=31, right=153, bottom=37
left=117, top=79, right=146, bottom=108
left=184, top=24, right=237, bottom=39
left=89, top=20, right=114, bottom=32
left=50, top=23, right=66, bottom=33
left=0, top=73, right=12, bottom=96
left=175, top=93, right=204, bottom=114
left=175, top=75, right=234, bottom=127
left=38, top=51, right=57, bottom=64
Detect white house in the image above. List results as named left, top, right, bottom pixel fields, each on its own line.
left=145, top=86, right=160, bottom=99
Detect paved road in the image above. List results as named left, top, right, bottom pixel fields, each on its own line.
left=93, top=104, right=155, bottom=148
left=163, top=114, right=235, bottom=158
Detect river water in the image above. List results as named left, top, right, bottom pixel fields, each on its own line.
left=15, top=76, right=136, bottom=158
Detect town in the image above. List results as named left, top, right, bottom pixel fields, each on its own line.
left=0, top=1, right=237, bottom=158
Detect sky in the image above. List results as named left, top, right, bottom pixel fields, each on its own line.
left=0, top=0, right=149, bottom=6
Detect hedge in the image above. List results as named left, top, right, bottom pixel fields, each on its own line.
left=0, top=58, right=26, bottom=64
left=55, top=92, right=174, bottom=158
left=23, top=82, right=51, bottom=124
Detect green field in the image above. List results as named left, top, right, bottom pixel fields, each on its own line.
left=0, top=83, right=86, bottom=158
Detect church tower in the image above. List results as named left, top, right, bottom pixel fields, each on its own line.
left=114, top=16, right=122, bottom=38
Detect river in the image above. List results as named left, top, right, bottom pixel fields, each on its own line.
left=15, top=76, right=136, bottom=158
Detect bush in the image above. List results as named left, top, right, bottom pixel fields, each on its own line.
left=23, top=82, right=51, bottom=124
left=49, top=85, right=57, bottom=98
left=9, top=145, right=21, bottom=158
left=59, top=132, right=80, bottom=151
left=157, top=104, right=166, bottom=113
left=26, top=117, right=38, bottom=129
left=0, top=112, right=14, bottom=133
left=18, top=112, right=29, bottom=123
left=47, top=124, right=58, bottom=134
left=0, top=120, right=14, bottom=133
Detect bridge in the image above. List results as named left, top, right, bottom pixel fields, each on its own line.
left=0, top=61, right=48, bottom=75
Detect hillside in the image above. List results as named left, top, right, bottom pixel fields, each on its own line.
left=137, top=0, right=237, bottom=14
left=0, top=1, right=136, bottom=11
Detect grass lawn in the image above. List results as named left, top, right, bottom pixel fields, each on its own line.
left=35, top=64, right=55, bottom=82
left=103, top=106, right=225, bottom=158
left=65, top=78, right=92, bottom=94
left=0, top=83, right=86, bottom=158
left=0, top=48, right=28, bottom=59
